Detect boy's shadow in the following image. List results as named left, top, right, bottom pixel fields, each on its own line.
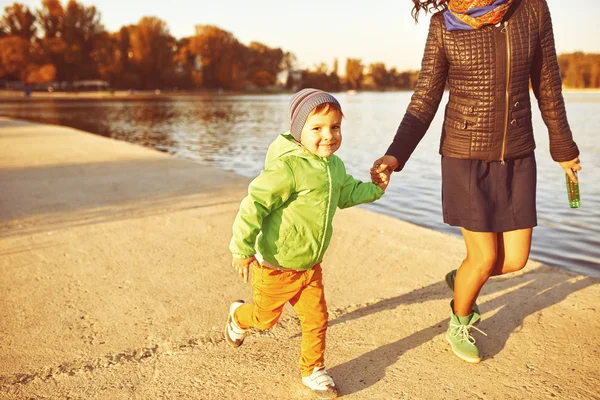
left=328, top=268, right=596, bottom=396
left=290, top=280, right=452, bottom=339
left=329, top=280, right=450, bottom=327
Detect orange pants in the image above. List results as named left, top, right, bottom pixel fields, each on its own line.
left=234, top=264, right=328, bottom=377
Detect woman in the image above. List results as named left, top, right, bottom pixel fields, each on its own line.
left=372, top=0, right=582, bottom=363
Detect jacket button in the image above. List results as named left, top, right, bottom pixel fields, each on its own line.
left=469, top=106, right=475, bottom=113
left=514, top=101, right=520, bottom=108
left=510, top=119, right=517, bottom=126
left=463, top=121, right=468, bottom=129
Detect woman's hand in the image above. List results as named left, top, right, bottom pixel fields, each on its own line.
left=370, top=155, right=400, bottom=184
left=559, top=157, right=582, bottom=183
left=372, top=168, right=392, bottom=191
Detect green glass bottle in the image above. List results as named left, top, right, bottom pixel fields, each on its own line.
left=565, top=173, right=581, bottom=208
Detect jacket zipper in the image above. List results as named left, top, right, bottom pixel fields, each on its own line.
left=500, top=21, right=511, bottom=164
left=316, top=160, right=332, bottom=263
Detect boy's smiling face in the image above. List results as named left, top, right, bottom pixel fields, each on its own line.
left=299, top=108, right=343, bottom=158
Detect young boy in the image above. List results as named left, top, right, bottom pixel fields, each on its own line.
left=226, top=88, right=390, bottom=399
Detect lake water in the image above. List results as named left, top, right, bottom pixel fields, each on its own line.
left=1, top=91, right=598, bottom=277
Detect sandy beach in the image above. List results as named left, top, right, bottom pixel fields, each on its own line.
left=0, top=118, right=598, bottom=399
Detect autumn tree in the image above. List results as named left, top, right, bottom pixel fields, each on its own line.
left=345, top=58, right=363, bottom=90
left=37, top=0, right=62, bottom=38
left=170, top=37, right=201, bottom=88
left=191, top=25, right=246, bottom=90
left=92, top=30, right=121, bottom=86
left=0, top=3, right=35, bottom=81
left=128, top=17, right=174, bottom=89
left=302, top=68, right=329, bottom=90
left=97, top=26, right=146, bottom=88
left=387, top=68, right=419, bottom=89
left=0, top=3, right=57, bottom=84
left=328, top=58, right=341, bottom=92
left=280, top=51, right=297, bottom=70
left=26, top=63, right=57, bottom=84
left=0, top=36, right=30, bottom=81
left=246, top=41, right=284, bottom=88
left=300, top=62, right=341, bottom=92
left=558, top=52, right=600, bottom=88
left=36, top=0, right=106, bottom=82
left=62, top=0, right=105, bottom=80
left=2, top=3, right=36, bottom=40
left=369, top=63, right=390, bottom=89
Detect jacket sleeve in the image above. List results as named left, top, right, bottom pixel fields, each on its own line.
left=229, top=159, right=295, bottom=258
left=338, top=174, right=384, bottom=209
left=530, top=0, right=579, bottom=162
left=386, top=13, right=449, bottom=171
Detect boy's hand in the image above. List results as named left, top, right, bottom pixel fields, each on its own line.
left=371, top=156, right=398, bottom=191
left=372, top=167, right=392, bottom=191
left=371, top=155, right=400, bottom=183
left=232, top=256, right=259, bottom=284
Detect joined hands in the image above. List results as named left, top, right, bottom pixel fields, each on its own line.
left=370, top=155, right=400, bottom=191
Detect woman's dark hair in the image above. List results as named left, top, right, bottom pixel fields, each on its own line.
left=411, top=0, right=449, bottom=22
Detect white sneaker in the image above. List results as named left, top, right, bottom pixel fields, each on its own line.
left=301, top=366, right=339, bottom=399
left=225, top=300, right=248, bottom=348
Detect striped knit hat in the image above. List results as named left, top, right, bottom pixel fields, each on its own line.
left=289, top=88, right=341, bottom=142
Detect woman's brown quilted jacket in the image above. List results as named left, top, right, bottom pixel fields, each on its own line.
left=386, top=0, right=579, bottom=170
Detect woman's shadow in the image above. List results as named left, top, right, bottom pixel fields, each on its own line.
left=328, top=267, right=596, bottom=396
left=289, top=279, right=452, bottom=340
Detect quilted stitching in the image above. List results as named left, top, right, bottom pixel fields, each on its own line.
left=387, top=0, right=579, bottom=169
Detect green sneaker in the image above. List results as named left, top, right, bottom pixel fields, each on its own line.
left=444, top=269, right=458, bottom=290
left=445, top=269, right=481, bottom=318
left=445, top=301, right=487, bottom=363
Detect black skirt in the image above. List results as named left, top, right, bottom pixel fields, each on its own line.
left=441, top=153, right=537, bottom=232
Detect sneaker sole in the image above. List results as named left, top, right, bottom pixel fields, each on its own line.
left=225, top=300, right=246, bottom=348
left=225, top=318, right=244, bottom=348
left=303, top=386, right=339, bottom=399
left=445, top=333, right=481, bottom=364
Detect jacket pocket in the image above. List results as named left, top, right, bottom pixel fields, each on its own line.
left=447, top=96, right=478, bottom=129
left=445, top=108, right=477, bottom=133
left=446, top=108, right=477, bottom=124
left=451, top=95, right=477, bottom=107
left=277, top=224, right=303, bottom=259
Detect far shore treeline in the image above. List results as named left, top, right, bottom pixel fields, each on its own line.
left=1, top=1, right=599, bottom=93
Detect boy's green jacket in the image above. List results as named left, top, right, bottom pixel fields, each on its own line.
left=230, top=133, right=384, bottom=270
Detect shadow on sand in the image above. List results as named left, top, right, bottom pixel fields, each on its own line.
left=328, top=269, right=596, bottom=396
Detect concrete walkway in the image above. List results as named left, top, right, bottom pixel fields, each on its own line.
left=0, top=118, right=598, bottom=399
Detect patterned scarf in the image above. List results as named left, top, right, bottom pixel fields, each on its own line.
left=444, top=0, right=514, bottom=31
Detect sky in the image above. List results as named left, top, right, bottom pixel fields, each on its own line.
left=5, top=0, right=600, bottom=71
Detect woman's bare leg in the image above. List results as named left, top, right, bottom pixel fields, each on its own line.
left=453, top=228, right=498, bottom=316
left=491, top=228, right=533, bottom=276
left=454, top=227, right=533, bottom=316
